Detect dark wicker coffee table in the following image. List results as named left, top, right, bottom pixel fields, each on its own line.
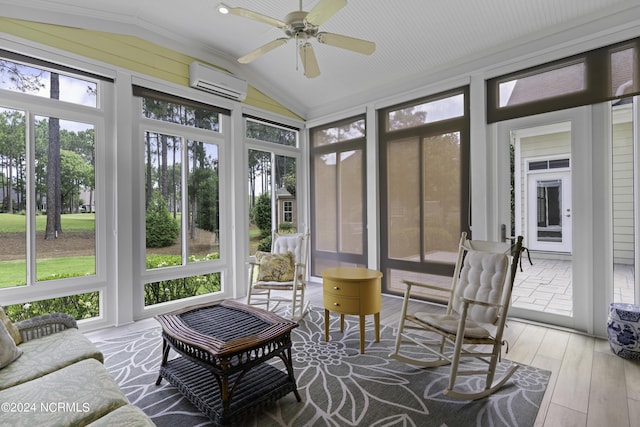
left=155, top=299, right=301, bottom=426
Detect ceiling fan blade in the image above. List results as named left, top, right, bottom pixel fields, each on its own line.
left=305, top=0, right=347, bottom=26
left=238, top=38, right=288, bottom=64
left=316, top=32, right=376, bottom=55
left=299, top=43, right=320, bottom=78
left=228, top=7, right=286, bottom=28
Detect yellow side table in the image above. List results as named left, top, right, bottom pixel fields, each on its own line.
left=322, top=267, right=382, bottom=354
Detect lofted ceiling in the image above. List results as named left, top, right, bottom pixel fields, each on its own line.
left=0, top=0, right=639, bottom=119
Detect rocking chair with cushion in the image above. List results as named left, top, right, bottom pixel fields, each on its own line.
left=247, top=231, right=309, bottom=320
left=389, top=232, right=524, bottom=400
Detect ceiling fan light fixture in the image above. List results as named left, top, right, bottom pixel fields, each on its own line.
left=217, top=3, right=230, bottom=14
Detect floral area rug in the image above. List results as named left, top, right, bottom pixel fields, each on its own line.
left=94, top=306, right=550, bottom=427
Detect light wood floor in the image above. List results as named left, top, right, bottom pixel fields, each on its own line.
left=88, top=283, right=640, bottom=427
left=300, top=283, right=640, bottom=427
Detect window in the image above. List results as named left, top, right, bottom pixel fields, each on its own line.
left=246, top=117, right=297, bottom=147
left=0, top=54, right=107, bottom=321
left=379, top=87, right=470, bottom=301
left=498, top=61, right=586, bottom=108
left=0, top=54, right=98, bottom=107
left=136, top=91, right=224, bottom=306
left=283, top=201, right=293, bottom=222
left=611, top=98, right=636, bottom=304
left=488, top=37, right=640, bottom=123
left=386, top=94, right=464, bottom=131
left=246, top=118, right=300, bottom=256
left=310, top=116, right=367, bottom=273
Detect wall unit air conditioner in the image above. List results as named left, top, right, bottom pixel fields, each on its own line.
left=189, top=62, right=248, bottom=101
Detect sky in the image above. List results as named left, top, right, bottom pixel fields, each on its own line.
left=0, top=60, right=96, bottom=132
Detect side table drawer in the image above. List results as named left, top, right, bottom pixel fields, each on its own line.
left=323, top=279, right=361, bottom=297
left=323, top=294, right=360, bottom=314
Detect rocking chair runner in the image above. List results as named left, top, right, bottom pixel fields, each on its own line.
left=389, top=232, right=524, bottom=400
left=246, top=231, right=309, bottom=320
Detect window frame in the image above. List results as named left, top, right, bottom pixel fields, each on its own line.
left=309, top=115, right=368, bottom=273
left=378, top=86, right=470, bottom=297
left=0, top=53, right=111, bottom=326
left=131, top=90, right=231, bottom=317
left=487, top=37, right=640, bottom=123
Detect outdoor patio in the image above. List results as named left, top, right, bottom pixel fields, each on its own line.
left=512, top=254, right=635, bottom=317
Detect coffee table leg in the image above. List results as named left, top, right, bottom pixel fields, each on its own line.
left=359, top=315, right=365, bottom=354
left=156, top=338, right=170, bottom=385
left=324, top=309, right=330, bottom=342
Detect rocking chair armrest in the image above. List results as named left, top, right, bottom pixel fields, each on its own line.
left=459, top=296, right=502, bottom=309
left=402, top=279, right=450, bottom=293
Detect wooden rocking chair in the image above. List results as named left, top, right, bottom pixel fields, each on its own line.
left=247, top=231, right=309, bottom=320
left=389, top=232, right=524, bottom=400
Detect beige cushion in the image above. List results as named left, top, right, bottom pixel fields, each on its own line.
left=0, top=320, right=22, bottom=369
left=0, top=328, right=103, bottom=390
left=256, top=251, right=295, bottom=282
left=87, top=404, right=155, bottom=427
left=0, top=358, right=129, bottom=427
left=0, top=307, right=22, bottom=345
left=453, top=250, right=508, bottom=324
left=415, top=312, right=492, bottom=339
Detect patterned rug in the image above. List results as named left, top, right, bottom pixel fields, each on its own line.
left=95, top=306, right=550, bottom=427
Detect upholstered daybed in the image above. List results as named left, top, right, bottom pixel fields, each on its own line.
left=0, top=310, right=154, bottom=426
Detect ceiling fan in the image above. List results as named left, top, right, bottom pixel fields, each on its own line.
left=219, top=0, right=375, bottom=78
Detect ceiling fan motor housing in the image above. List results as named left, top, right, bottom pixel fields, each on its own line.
left=284, top=11, right=318, bottom=38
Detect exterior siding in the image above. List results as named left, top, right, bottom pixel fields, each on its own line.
left=612, top=119, right=634, bottom=264
left=518, top=122, right=634, bottom=264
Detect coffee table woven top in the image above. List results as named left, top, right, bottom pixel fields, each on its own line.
left=155, top=299, right=298, bottom=358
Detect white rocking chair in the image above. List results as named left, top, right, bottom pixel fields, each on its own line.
left=247, top=231, right=309, bottom=320
left=389, top=232, right=524, bottom=400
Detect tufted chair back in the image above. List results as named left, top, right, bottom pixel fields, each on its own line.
left=272, top=233, right=305, bottom=265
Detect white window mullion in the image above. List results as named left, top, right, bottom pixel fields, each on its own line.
left=181, top=136, right=189, bottom=266
left=25, top=111, right=36, bottom=286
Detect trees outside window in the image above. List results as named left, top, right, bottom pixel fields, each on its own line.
left=246, top=119, right=300, bottom=255
left=0, top=56, right=102, bottom=321
left=138, top=94, right=223, bottom=306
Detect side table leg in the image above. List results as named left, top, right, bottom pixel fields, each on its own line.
left=374, top=312, right=380, bottom=342
left=340, top=314, right=345, bottom=332
left=324, top=308, right=330, bottom=342
left=359, top=315, right=365, bottom=354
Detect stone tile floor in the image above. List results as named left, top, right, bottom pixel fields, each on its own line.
left=511, top=254, right=635, bottom=317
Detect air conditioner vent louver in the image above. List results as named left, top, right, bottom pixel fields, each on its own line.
left=189, top=62, right=247, bottom=101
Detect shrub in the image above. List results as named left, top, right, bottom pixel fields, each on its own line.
left=257, top=236, right=272, bottom=252
left=144, top=272, right=221, bottom=306
left=144, top=253, right=221, bottom=305
left=146, top=193, right=179, bottom=248
left=251, top=192, right=271, bottom=238
left=278, top=222, right=294, bottom=233
left=4, top=291, right=99, bottom=321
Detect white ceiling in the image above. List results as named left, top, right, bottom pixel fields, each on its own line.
left=1, top=0, right=639, bottom=119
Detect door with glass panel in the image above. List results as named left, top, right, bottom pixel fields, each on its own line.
left=379, top=88, right=469, bottom=300
left=527, top=168, right=572, bottom=253
left=497, top=108, right=588, bottom=329
left=245, top=119, right=300, bottom=256
left=309, top=116, right=367, bottom=275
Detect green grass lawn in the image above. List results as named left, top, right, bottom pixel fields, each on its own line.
left=0, top=256, right=95, bottom=288
left=0, top=212, right=95, bottom=233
